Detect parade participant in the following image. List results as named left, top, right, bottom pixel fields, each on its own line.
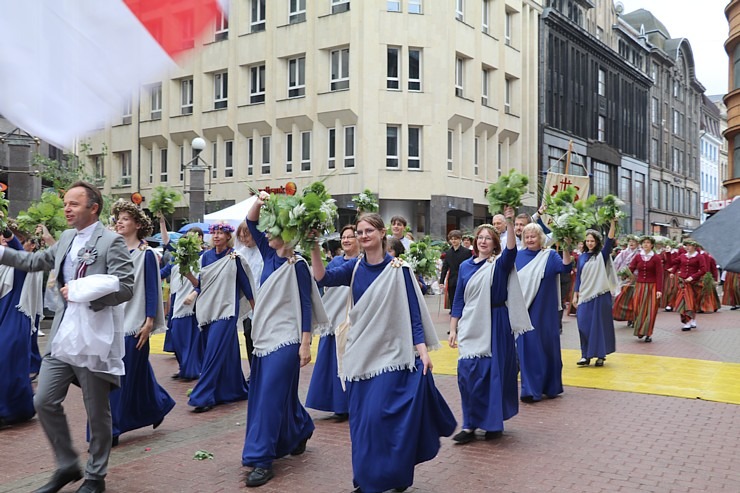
left=661, top=240, right=680, bottom=311
left=515, top=223, right=572, bottom=402
left=0, top=229, right=38, bottom=428
left=242, top=193, right=323, bottom=487
left=188, top=222, right=254, bottom=413
left=109, top=201, right=175, bottom=446
left=723, top=267, right=740, bottom=310
left=698, top=247, right=720, bottom=313
left=439, top=229, right=472, bottom=311
left=0, top=182, right=134, bottom=493
left=306, top=225, right=359, bottom=422
left=448, top=206, right=530, bottom=443
left=23, top=234, right=44, bottom=380
left=235, top=221, right=263, bottom=373
left=628, top=236, right=663, bottom=342
left=572, top=219, right=618, bottom=367
left=312, top=212, right=455, bottom=493
left=671, top=239, right=707, bottom=331
left=612, top=235, right=640, bottom=326
left=462, top=234, right=474, bottom=250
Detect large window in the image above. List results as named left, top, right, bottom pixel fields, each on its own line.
left=504, top=77, right=512, bottom=113
left=301, top=131, right=311, bottom=171
left=344, top=126, right=355, bottom=168
left=593, top=162, right=613, bottom=197
left=408, top=49, right=421, bottom=91
left=181, top=78, right=194, bottom=115
left=597, top=115, right=605, bottom=141
left=651, top=179, right=660, bottom=209
left=119, top=151, right=132, bottom=186
left=224, top=140, right=233, bottom=178
left=651, top=97, right=659, bottom=124
left=408, top=126, right=421, bottom=169
left=455, top=57, right=464, bottom=97
left=286, top=133, right=293, bottom=172
left=386, top=125, right=400, bottom=168
left=328, top=128, right=336, bottom=169
left=215, top=6, right=228, bottom=40
left=482, top=68, right=490, bottom=106
left=261, top=136, right=271, bottom=175
left=482, top=0, right=491, bottom=33
left=504, top=11, right=512, bottom=45
left=247, top=137, right=254, bottom=176
left=250, top=64, right=266, bottom=103
left=122, top=95, right=132, bottom=124
left=289, top=0, right=306, bottom=23
left=160, top=149, right=168, bottom=182
left=635, top=173, right=645, bottom=206
left=251, top=0, right=266, bottom=32
left=409, top=0, right=422, bottom=14
left=288, top=56, right=306, bottom=98
left=598, top=68, right=606, bottom=96
left=332, top=0, right=350, bottom=14
left=214, top=71, right=228, bottom=109
left=330, top=48, right=349, bottom=91
left=387, top=47, right=400, bottom=90
left=150, top=83, right=162, bottom=120
left=651, top=138, right=659, bottom=164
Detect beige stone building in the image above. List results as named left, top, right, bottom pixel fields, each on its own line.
left=87, top=0, right=542, bottom=238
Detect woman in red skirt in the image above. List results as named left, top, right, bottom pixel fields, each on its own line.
left=659, top=240, right=678, bottom=311
left=698, top=249, right=720, bottom=313
left=629, top=236, right=663, bottom=342
left=671, top=239, right=707, bottom=331
left=722, top=268, right=740, bottom=310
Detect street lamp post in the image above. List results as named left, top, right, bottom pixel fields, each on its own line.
left=186, top=137, right=209, bottom=222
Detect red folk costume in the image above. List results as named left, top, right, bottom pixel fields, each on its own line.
left=629, top=252, right=663, bottom=340
left=660, top=249, right=679, bottom=310
left=722, top=269, right=740, bottom=308
left=698, top=251, right=720, bottom=313
left=672, top=249, right=707, bottom=326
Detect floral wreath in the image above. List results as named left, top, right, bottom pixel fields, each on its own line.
left=208, top=222, right=235, bottom=234
left=111, top=199, right=153, bottom=239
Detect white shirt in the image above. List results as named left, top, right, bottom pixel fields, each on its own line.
left=62, top=221, right=100, bottom=284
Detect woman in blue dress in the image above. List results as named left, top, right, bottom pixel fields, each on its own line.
left=305, top=224, right=359, bottom=421
left=241, top=192, right=323, bottom=488
left=109, top=201, right=175, bottom=444
left=515, top=223, right=572, bottom=402
left=572, top=219, right=618, bottom=367
left=311, top=212, right=456, bottom=493
left=448, top=206, right=531, bottom=444
left=188, top=223, right=254, bottom=413
left=0, top=230, right=37, bottom=428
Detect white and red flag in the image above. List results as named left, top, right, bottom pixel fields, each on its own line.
left=0, top=0, right=222, bottom=147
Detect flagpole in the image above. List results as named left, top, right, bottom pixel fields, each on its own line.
left=564, top=140, right=573, bottom=175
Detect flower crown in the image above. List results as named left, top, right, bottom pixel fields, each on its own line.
left=209, top=223, right=235, bottom=234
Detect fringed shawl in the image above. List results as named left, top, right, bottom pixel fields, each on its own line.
left=339, top=258, right=440, bottom=383
left=320, top=285, right=350, bottom=337
left=579, top=252, right=619, bottom=304
left=457, top=255, right=532, bottom=360
left=196, top=250, right=256, bottom=328
left=18, top=270, right=44, bottom=332
left=122, top=247, right=166, bottom=336
left=169, top=264, right=196, bottom=320
left=251, top=255, right=328, bottom=357
left=517, top=249, right=554, bottom=310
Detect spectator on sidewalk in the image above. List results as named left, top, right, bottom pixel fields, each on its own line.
left=389, top=215, right=413, bottom=250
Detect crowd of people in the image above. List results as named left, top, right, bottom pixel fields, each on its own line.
left=1, top=181, right=738, bottom=493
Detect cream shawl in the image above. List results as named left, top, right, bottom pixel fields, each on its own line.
left=320, top=285, right=350, bottom=337
left=579, top=251, right=619, bottom=303
left=169, top=264, right=196, bottom=320
left=516, top=249, right=553, bottom=310
left=122, top=247, right=166, bottom=336
left=250, top=255, right=329, bottom=357
left=18, top=270, right=44, bottom=332
left=196, top=250, right=256, bottom=328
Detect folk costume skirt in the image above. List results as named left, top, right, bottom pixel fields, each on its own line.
left=632, top=282, right=658, bottom=338
left=612, top=282, right=636, bottom=321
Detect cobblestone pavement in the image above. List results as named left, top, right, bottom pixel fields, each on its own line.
left=1, top=301, right=739, bottom=493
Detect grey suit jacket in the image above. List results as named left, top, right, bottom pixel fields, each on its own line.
left=0, top=222, right=134, bottom=385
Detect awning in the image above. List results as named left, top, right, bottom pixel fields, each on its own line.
left=682, top=229, right=694, bottom=233
left=651, top=222, right=670, bottom=227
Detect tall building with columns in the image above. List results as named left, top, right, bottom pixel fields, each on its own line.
left=86, top=0, right=543, bottom=238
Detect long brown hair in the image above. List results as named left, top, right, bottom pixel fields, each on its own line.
left=472, top=224, right=501, bottom=257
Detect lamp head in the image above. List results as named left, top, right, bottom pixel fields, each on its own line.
left=191, top=137, right=206, bottom=154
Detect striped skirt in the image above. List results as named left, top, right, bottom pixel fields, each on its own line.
left=632, top=282, right=658, bottom=338
left=699, top=282, right=720, bottom=313
left=612, top=282, right=635, bottom=321
left=662, top=272, right=679, bottom=309
left=674, top=281, right=700, bottom=323
left=722, top=271, right=740, bottom=307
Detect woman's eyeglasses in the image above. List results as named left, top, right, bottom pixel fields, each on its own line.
left=355, top=228, right=377, bottom=237
left=341, top=235, right=357, bottom=240
left=476, top=236, right=494, bottom=242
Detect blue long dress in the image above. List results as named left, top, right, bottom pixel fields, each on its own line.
left=305, top=255, right=350, bottom=415
left=575, top=238, right=616, bottom=360
left=515, top=249, right=571, bottom=401
left=241, top=219, right=315, bottom=470
left=0, top=237, right=35, bottom=425
left=188, top=248, right=252, bottom=408
left=320, top=254, right=457, bottom=493
left=109, top=249, right=175, bottom=439
left=452, top=246, right=518, bottom=433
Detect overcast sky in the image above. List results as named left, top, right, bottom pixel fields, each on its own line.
left=618, top=0, right=729, bottom=96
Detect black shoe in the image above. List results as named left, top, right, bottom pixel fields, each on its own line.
left=171, top=373, right=181, bottom=379
left=291, top=432, right=312, bottom=455
left=111, top=436, right=119, bottom=447
left=193, top=405, right=212, bottom=413
left=153, top=418, right=163, bottom=430
left=595, top=358, right=605, bottom=367
left=0, top=417, right=9, bottom=430
left=520, top=395, right=535, bottom=403
left=731, top=306, right=739, bottom=310
left=452, top=429, right=476, bottom=444
left=332, top=413, right=349, bottom=423
left=75, top=479, right=106, bottom=493
left=394, top=488, right=409, bottom=492
left=352, top=488, right=363, bottom=493
left=644, top=336, right=652, bottom=343
left=484, top=430, right=503, bottom=440
left=245, top=467, right=274, bottom=487
left=576, top=358, right=591, bottom=366
left=32, top=467, right=83, bottom=493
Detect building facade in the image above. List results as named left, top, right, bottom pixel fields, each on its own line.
left=699, top=95, right=722, bottom=221
left=86, top=0, right=543, bottom=238
left=724, top=0, right=740, bottom=199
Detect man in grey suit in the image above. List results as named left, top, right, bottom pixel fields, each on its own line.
left=0, top=182, right=134, bottom=493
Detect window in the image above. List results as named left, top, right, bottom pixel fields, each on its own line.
left=597, top=115, right=605, bottom=141
left=386, top=125, right=400, bottom=168
left=224, top=140, right=233, bottom=178
left=734, top=45, right=740, bottom=90
left=651, top=62, right=658, bottom=83
left=455, top=0, right=464, bottom=21
left=387, top=1, right=401, bottom=12
left=504, top=78, right=512, bottom=114
left=288, top=56, right=306, bottom=98
left=408, top=126, right=421, bottom=169
left=286, top=133, right=293, bottom=172
left=181, top=78, right=194, bottom=115
left=247, top=137, right=254, bottom=176
left=673, top=79, right=679, bottom=98
left=261, top=136, right=271, bottom=174
left=408, top=49, right=421, bottom=91
left=455, top=57, right=464, bottom=97
left=122, top=95, right=132, bottom=124
left=332, top=0, right=350, bottom=14
left=179, top=145, right=185, bottom=181
left=215, top=6, right=228, bottom=40
left=596, top=27, right=603, bottom=40
left=593, top=162, right=612, bottom=197
left=301, top=131, right=311, bottom=171
left=289, top=0, right=306, bottom=23
left=214, top=71, right=228, bottom=109
left=148, top=149, right=154, bottom=184
left=651, top=179, right=660, bottom=209
left=482, top=0, right=490, bottom=33
left=651, top=138, right=659, bottom=164
left=598, top=69, right=606, bottom=96
left=651, top=97, right=659, bottom=124
left=409, top=0, right=422, bottom=14
left=119, top=151, right=132, bottom=186
left=447, top=129, right=453, bottom=171
left=212, top=142, right=218, bottom=179
left=160, top=149, right=168, bottom=182
left=328, top=129, right=336, bottom=169
left=482, top=68, right=490, bottom=106
left=474, top=136, right=480, bottom=176
left=504, top=11, right=512, bottom=45
left=344, top=126, right=355, bottom=168
left=250, top=64, right=266, bottom=103
left=330, top=48, right=350, bottom=91
left=251, top=0, right=266, bottom=32
left=94, top=155, right=104, bottom=179
left=635, top=173, right=645, bottom=206
left=387, top=47, right=400, bottom=90
left=150, top=84, right=162, bottom=120
left=672, top=109, right=679, bottom=135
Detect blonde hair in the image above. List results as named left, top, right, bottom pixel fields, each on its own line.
left=522, top=223, right=546, bottom=249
